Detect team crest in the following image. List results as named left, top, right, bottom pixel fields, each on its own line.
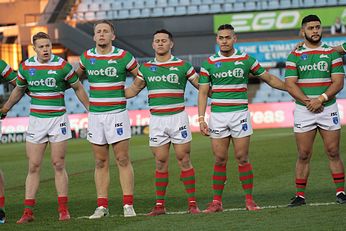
left=242, top=123, right=248, bottom=131
left=117, top=128, right=124, bottom=135
left=61, top=127, right=67, bottom=135
left=333, top=117, right=339, bottom=125
left=301, top=54, right=308, bottom=60
left=90, top=58, right=96, bottom=65
left=29, top=68, right=36, bottom=76
left=150, top=66, right=157, bottom=72
left=181, top=130, right=188, bottom=139
left=215, top=62, right=222, bottom=68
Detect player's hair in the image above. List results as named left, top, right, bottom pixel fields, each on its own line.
left=217, top=24, right=234, bottom=31
left=32, top=32, right=50, bottom=45
left=153, top=29, right=173, bottom=41
left=94, top=20, right=115, bottom=33
left=301, top=15, right=321, bottom=26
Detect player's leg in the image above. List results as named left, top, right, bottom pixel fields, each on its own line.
left=173, top=142, right=200, bottom=214
left=17, top=142, right=47, bottom=224
left=50, top=141, right=70, bottom=221
left=111, top=139, right=136, bottom=217
left=319, top=128, right=346, bottom=203
left=146, top=143, right=170, bottom=216
left=0, top=170, right=5, bottom=224
left=288, top=129, right=317, bottom=207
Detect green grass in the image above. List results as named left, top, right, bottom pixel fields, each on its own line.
left=1, top=127, right=346, bottom=230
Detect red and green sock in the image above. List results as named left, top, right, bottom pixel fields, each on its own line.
left=239, top=163, right=254, bottom=200
left=180, top=168, right=196, bottom=206
left=24, top=199, right=35, bottom=214
left=332, top=172, right=345, bottom=194
left=212, top=164, right=227, bottom=202
left=155, top=171, right=168, bottom=206
left=295, top=178, right=307, bottom=198
left=0, top=196, right=4, bottom=210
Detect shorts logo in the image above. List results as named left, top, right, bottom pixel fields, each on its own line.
left=215, top=62, right=222, bottom=68
left=181, top=130, right=188, bottom=139
left=150, top=137, right=158, bottom=142
left=301, top=54, right=308, bottom=60
left=294, top=123, right=302, bottom=128
left=209, top=129, right=220, bottom=134
left=150, top=66, right=157, bottom=72
left=29, top=68, right=36, bottom=76
left=117, top=128, right=123, bottom=136
left=242, top=123, right=248, bottom=131
left=90, top=58, right=96, bottom=65
left=60, top=122, right=67, bottom=135
left=333, top=117, right=339, bottom=125
left=88, top=132, right=92, bottom=138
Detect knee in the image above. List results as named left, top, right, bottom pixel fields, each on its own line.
left=116, top=154, right=130, bottom=167
left=95, top=158, right=107, bottom=169
left=52, top=158, right=65, bottom=172
left=28, top=162, right=41, bottom=174
left=215, top=157, right=227, bottom=166
left=326, top=147, right=340, bottom=160
left=234, top=152, right=248, bottom=165
left=298, top=150, right=311, bottom=162
left=156, top=159, right=168, bottom=171
left=177, top=155, right=191, bottom=169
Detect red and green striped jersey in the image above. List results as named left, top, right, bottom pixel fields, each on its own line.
left=79, top=46, right=138, bottom=113
left=137, top=56, right=198, bottom=116
left=285, top=44, right=344, bottom=106
left=16, top=55, right=79, bottom=118
left=199, top=50, right=266, bottom=112
left=0, top=59, right=16, bottom=82
left=342, top=42, right=346, bottom=53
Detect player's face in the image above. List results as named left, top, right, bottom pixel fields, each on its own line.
left=94, top=23, right=115, bottom=47
left=33, top=38, right=52, bottom=63
left=216, top=29, right=236, bottom=54
left=302, top=21, right=322, bottom=44
left=152, top=33, right=173, bottom=56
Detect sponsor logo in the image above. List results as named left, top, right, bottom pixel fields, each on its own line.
left=115, top=122, right=123, bottom=127
left=108, top=59, right=117, bottom=64
left=320, top=54, right=329, bottom=59
left=150, top=66, right=157, bottom=72
left=29, top=68, right=36, bottom=76
left=331, top=112, right=338, bottom=116
left=169, top=67, right=178, bottom=71
left=147, top=74, right=179, bottom=83
left=179, top=125, right=187, bottom=131
left=60, top=122, right=67, bottom=135
left=28, top=78, right=57, bottom=87
left=299, top=61, right=328, bottom=72
left=117, top=128, right=123, bottom=135
left=209, top=129, right=220, bottom=134
left=48, top=70, right=57, bottom=75
left=213, top=68, right=244, bottom=78
left=215, top=62, right=222, bottom=68
left=88, top=132, right=93, bottom=138
left=150, top=137, right=158, bottom=142
left=240, top=118, right=247, bottom=123
left=333, top=117, right=339, bottom=125
left=294, top=123, right=301, bottom=128
left=242, top=123, right=248, bottom=131
left=235, top=61, right=244, bottom=65
left=90, top=58, right=96, bottom=65
left=87, top=67, right=118, bottom=77
left=27, top=132, right=35, bottom=138
left=181, top=130, right=188, bottom=138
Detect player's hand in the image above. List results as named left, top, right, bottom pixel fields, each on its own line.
left=0, top=109, right=7, bottom=120
left=306, top=98, right=323, bottom=113
left=199, top=121, right=210, bottom=136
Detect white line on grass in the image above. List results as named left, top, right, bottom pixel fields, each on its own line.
left=75, top=202, right=338, bottom=219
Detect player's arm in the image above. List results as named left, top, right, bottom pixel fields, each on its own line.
left=0, top=85, right=26, bottom=119
left=285, top=77, right=311, bottom=105
left=260, top=72, right=286, bottom=91
left=125, top=76, right=146, bottom=99
left=76, top=66, right=87, bottom=81
left=198, top=83, right=210, bottom=136
left=129, top=65, right=139, bottom=78
left=71, top=80, right=89, bottom=111
left=332, top=43, right=346, bottom=55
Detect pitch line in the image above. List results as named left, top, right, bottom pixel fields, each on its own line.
left=75, top=202, right=338, bottom=219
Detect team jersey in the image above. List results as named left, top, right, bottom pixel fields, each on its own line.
left=199, top=50, right=266, bottom=113
left=16, top=55, right=79, bottom=118
left=0, top=59, right=16, bottom=82
left=137, top=56, right=198, bottom=116
left=342, top=42, right=346, bottom=53
left=80, top=46, right=138, bottom=113
left=285, top=43, right=344, bottom=107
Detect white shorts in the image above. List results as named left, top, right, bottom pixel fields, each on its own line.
left=149, top=111, right=192, bottom=147
left=294, top=103, right=341, bottom=133
left=87, top=110, right=131, bottom=145
left=26, top=114, right=72, bottom=144
left=209, top=110, right=253, bottom=139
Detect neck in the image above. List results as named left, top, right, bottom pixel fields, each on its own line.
left=96, top=44, right=112, bottom=54
left=155, top=53, right=171, bottom=62
left=304, top=41, right=321, bottom=49
left=220, top=48, right=235, bottom=57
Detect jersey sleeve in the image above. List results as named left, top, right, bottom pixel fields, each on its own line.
left=125, top=52, right=139, bottom=72
left=79, top=52, right=87, bottom=70
left=136, top=65, right=146, bottom=82
left=284, top=53, right=298, bottom=79
left=63, top=62, right=79, bottom=85
left=248, top=55, right=266, bottom=77
left=0, top=60, right=16, bottom=82
left=185, top=62, right=198, bottom=81
left=331, top=50, right=345, bottom=76
left=199, top=61, right=211, bottom=85
left=342, top=42, right=346, bottom=53
left=16, top=64, right=27, bottom=87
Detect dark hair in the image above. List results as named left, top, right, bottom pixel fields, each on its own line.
left=301, top=15, right=321, bottom=26
left=94, top=20, right=115, bottom=33
left=217, top=24, right=234, bottom=31
left=153, top=29, right=173, bottom=40
left=32, top=32, right=50, bottom=45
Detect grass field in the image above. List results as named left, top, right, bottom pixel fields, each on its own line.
left=1, top=127, right=346, bottom=230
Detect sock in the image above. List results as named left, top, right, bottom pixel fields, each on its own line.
left=295, top=178, right=307, bottom=198
left=0, top=197, right=4, bottom=209
left=155, top=171, right=168, bottom=206
left=123, top=195, right=133, bottom=206
left=180, top=168, right=196, bottom=206
left=97, top=197, right=108, bottom=208
left=58, top=196, right=68, bottom=211
left=239, top=163, right=254, bottom=201
left=332, top=172, right=345, bottom=194
left=24, top=199, right=35, bottom=214
left=212, top=164, right=227, bottom=202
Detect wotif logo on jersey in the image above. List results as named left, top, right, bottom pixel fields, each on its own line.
left=87, top=67, right=118, bottom=77
left=213, top=68, right=244, bottom=78
left=299, top=61, right=328, bottom=72
left=28, top=78, right=57, bottom=87
left=147, top=73, right=179, bottom=83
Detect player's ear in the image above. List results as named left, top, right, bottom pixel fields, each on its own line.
left=170, top=41, right=174, bottom=49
